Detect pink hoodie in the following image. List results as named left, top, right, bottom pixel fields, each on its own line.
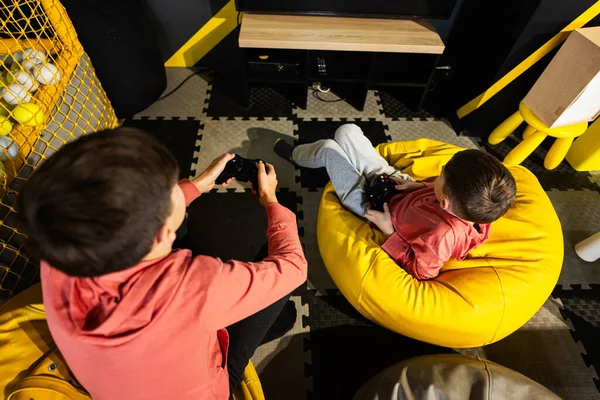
left=41, top=180, right=307, bottom=400
left=382, top=185, right=490, bottom=280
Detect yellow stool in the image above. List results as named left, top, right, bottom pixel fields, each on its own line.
left=488, top=102, right=588, bottom=170
left=566, top=118, right=600, bottom=171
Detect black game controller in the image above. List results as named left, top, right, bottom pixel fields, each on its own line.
left=365, top=174, right=402, bottom=211
left=215, top=154, right=264, bottom=189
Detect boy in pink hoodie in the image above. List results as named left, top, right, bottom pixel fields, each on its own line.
left=275, top=124, right=516, bottom=280
left=18, top=128, right=308, bottom=400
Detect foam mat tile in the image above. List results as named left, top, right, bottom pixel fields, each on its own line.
left=554, top=285, right=600, bottom=393
left=546, top=190, right=600, bottom=287
left=297, top=189, right=337, bottom=295
left=385, top=119, right=481, bottom=149
left=301, top=289, right=451, bottom=399
left=483, top=137, right=597, bottom=191
left=377, top=89, right=435, bottom=120
left=192, top=119, right=297, bottom=191
left=134, top=68, right=209, bottom=119
left=123, top=117, right=201, bottom=180
left=205, top=78, right=296, bottom=120
left=295, top=90, right=382, bottom=120
left=589, top=171, right=600, bottom=189
left=251, top=296, right=312, bottom=400
left=187, top=190, right=268, bottom=262
left=186, top=188, right=300, bottom=262
left=480, top=298, right=599, bottom=400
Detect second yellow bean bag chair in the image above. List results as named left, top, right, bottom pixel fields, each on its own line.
left=317, top=139, right=563, bottom=348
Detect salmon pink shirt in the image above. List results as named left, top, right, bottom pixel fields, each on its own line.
left=41, top=179, right=307, bottom=400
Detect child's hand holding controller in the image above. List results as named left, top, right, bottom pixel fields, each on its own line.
left=391, top=176, right=426, bottom=193
left=365, top=203, right=394, bottom=237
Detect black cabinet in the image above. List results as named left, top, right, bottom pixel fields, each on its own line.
left=236, top=48, right=440, bottom=112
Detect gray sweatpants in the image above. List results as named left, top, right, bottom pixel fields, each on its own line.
left=292, top=124, right=413, bottom=216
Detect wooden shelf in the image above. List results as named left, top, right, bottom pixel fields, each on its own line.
left=239, top=14, right=445, bottom=54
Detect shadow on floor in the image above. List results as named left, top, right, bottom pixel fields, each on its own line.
left=259, top=325, right=451, bottom=399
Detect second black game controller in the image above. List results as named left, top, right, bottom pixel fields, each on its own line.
left=215, top=154, right=264, bottom=189
left=365, top=174, right=402, bottom=212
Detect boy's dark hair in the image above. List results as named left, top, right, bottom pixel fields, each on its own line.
left=18, top=128, right=179, bottom=277
left=443, top=149, right=516, bottom=224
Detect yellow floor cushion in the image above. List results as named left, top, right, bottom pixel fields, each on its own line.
left=317, top=139, right=563, bottom=348
left=0, top=284, right=52, bottom=396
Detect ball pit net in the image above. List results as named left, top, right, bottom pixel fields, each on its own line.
left=0, top=0, right=118, bottom=303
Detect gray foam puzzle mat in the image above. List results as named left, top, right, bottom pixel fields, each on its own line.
left=296, top=90, right=382, bottom=120
left=547, top=190, right=600, bottom=288
left=135, top=68, right=210, bottom=120
left=192, top=119, right=298, bottom=191
left=457, top=298, right=600, bottom=400
left=251, top=296, right=312, bottom=399
left=9, top=66, right=600, bottom=399
left=131, top=71, right=600, bottom=399
left=297, top=189, right=337, bottom=295
left=385, top=118, right=482, bottom=149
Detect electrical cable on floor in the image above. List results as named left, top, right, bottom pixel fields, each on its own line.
left=312, top=89, right=346, bottom=103
left=427, top=80, right=437, bottom=92
left=159, top=70, right=347, bottom=104
left=157, top=67, right=210, bottom=101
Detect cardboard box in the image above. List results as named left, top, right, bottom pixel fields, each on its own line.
left=523, top=27, right=600, bottom=128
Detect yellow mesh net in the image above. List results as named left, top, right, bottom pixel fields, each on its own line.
left=0, top=0, right=118, bottom=302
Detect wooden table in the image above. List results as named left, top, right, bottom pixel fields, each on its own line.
left=239, top=14, right=445, bottom=54
left=234, top=13, right=445, bottom=111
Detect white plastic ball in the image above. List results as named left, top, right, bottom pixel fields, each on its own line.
left=9, top=71, right=38, bottom=93
left=12, top=50, right=25, bottom=63
left=13, top=48, right=47, bottom=63
left=33, top=62, right=60, bottom=85
left=24, top=48, right=47, bottom=61
left=22, top=58, right=44, bottom=72
left=1, top=83, right=32, bottom=105
left=0, top=135, right=19, bottom=161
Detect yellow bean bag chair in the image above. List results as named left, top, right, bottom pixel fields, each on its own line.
left=0, top=284, right=264, bottom=400
left=318, top=139, right=563, bottom=348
